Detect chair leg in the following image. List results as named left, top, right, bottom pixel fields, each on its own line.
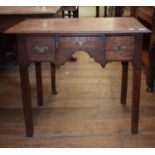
left=121, top=61, right=129, bottom=105
left=68, top=11, right=72, bottom=18
left=62, top=10, right=65, bottom=18
left=51, top=63, right=57, bottom=95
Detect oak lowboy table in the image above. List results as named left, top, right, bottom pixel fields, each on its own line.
left=5, top=17, right=150, bottom=137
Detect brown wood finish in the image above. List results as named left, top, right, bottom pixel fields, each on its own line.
left=131, top=34, right=143, bottom=134
left=35, top=62, right=43, bottom=106
left=5, top=18, right=149, bottom=34
left=2, top=56, right=155, bottom=147
left=0, top=7, right=61, bottom=32
left=105, top=36, right=134, bottom=61
left=17, top=36, right=33, bottom=137
left=25, top=36, right=55, bottom=62
left=131, top=6, right=155, bottom=91
left=131, top=69, right=141, bottom=134
left=4, top=17, right=150, bottom=137
left=19, top=66, right=33, bottom=137
left=0, top=6, right=60, bottom=75
left=51, top=63, right=57, bottom=95
left=0, top=7, right=60, bottom=97
left=121, top=61, right=128, bottom=105
left=0, top=6, right=61, bottom=15
left=57, top=36, right=105, bottom=67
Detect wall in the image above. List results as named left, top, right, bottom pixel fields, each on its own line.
left=78, top=6, right=105, bottom=17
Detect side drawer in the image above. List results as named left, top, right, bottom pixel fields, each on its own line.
left=105, top=36, right=135, bottom=60
left=25, top=36, right=55, bottom=62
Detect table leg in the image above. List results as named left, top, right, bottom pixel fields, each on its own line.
left=146, top=46, right=155, bottom=92
left=121, top=62, right=129, bottom=105
left=51, top=63, right=57, bottom=95
left=146, top=72, right=154, bottom=92
left=131, top=68, right=141, bottom=134
left=19, top=66, right=33, bottom=137
left=35, top=62, right=43, bottom=106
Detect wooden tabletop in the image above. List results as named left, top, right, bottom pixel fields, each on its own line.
left=0, top=6, right=61, bottom=15
left=5, top=17, right=151, bottom=34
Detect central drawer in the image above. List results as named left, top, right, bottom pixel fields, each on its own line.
left=25, top=36, right=55, bottom=62
left=58, top=36, right=104, bottom=49
left=57, top=36, right=105, bottom=66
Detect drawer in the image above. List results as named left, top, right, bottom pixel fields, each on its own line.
left=25, top=36, right=55, bottom=62
left=58, top=36, right=103, bottom=50
left=57, top=36, right=105, bottom=66
left=105, top=36, right=135, bottom=60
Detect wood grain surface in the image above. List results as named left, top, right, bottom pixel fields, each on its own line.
left=5, top=17, right=151, bottom=34
left=0, top=6, right=61, bottom=15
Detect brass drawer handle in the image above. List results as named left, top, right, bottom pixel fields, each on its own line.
left=76, top=37, right=86, bottom=46
left=114, top=45, right=127, bottom=54
left=34, top=46, right=48, bottom=54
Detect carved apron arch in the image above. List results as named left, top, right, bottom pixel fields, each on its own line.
left=55, top=35, right=106, bottom=67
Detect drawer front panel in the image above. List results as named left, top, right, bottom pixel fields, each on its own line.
left=57, top=36, right=105, bottom=66
left=105, top=36, right=135, bottom=60
left=58, top=36, right=104, bottom=50
left=25, top=36, right=55, bottom=62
